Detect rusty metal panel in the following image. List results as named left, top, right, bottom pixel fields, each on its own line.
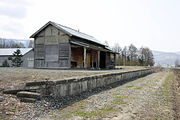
left=35, top=37, right=44, bottom=44
left=45, top=45, right=58, bottom=62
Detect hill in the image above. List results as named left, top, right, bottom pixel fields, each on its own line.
left=153, top=50, right=180, bottom=67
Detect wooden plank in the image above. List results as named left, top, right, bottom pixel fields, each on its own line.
left=35, top=60, right=44, bottom=68
left=86, top=52, right=91, bottom=68
left=36, top=37, right=44, bottom=44
left=106, top=52, right=110, bottom=68
left=59, top=43, right=70, bottom=51
left=45, top=36, right=58, bottom=45
left=59, top=51, right=69, bottom=57
left=59, top=59, right=69, bottom=67
left=45, top=62, right=59, bottom=68
left=71, top=47, right=83, bottom=68
left=97, top=51, right=100, bottom=68
left=45, top=45, right=58, bottom=62
left=35, top=44, right=45, bottom=59
left=59, top=35, right=69, bottom=43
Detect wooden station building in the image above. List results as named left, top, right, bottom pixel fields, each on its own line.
left=30, top=21, right=115, bottom=69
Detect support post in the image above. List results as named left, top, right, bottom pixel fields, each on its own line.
left=84, top=47, right=86, bottom=68
left=97, top=51, right=100, bottom=69
left=91, top=51, right=94, bottom=69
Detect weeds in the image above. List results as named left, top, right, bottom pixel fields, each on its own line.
left=114, top=95, right=136, bottom=100
left=72, top=105, right=114, bottom=118
left=126, top=85, right=134, bottom=88
left=134, top=87, right=142, bottom=90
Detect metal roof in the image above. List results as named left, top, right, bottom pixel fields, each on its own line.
left=30, top=21, right=106, bottom=46
left=0, top=48, right=33, bottom=56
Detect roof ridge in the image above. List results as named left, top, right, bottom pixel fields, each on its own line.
left=51, top=21, right=95, bottom=38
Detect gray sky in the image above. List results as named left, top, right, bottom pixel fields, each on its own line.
left=0, top=0, right=180, bottom=52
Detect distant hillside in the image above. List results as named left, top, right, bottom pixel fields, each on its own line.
left=152, top=50, right=180, bottom=67
left=0, top=38, right=33, bottom=48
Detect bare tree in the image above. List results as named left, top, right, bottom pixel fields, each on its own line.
left=139, top=47, right=154, bottom=66
left=128, top=44, right=137, bottom=65
left=28, top=40, right=34, bottom=48
left=122, top=46, right=128, bottom=66
left=104, top=41, right=109, bottom=46
left=175, top=59, right=179, bottom=67
left=112, top=43, right=122, bottom=54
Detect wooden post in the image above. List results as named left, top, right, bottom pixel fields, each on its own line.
left=84, top=47, right=86, bottom=68
left=97, top=51, right=100, bottom=69
left=91, top=51, right=93, bottom=68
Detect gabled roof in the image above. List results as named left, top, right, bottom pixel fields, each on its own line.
left=0, top=48, right=33, bottom=56
left=30, top=21, right=105, bottom=46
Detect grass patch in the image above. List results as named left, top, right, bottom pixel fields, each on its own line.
left=50, top=112, right=73, bottom=119
left=114, top=95, right=136, bottom=100
left=72, top=105, right=114, bottom=118
left=139, top=71, right=174, bottom=119
left=126, top=85, right=134, bottom=88
left=112, top=93, right=121, bottom=96
left=113, top=98, right=129, bottom=104
left=73, top=110, right=97, bottom=118
left=134, top=87, right=142, bottom=90
left=11, top=108, right=16, bottom=112
left=141, top=83, right=149, bottom=87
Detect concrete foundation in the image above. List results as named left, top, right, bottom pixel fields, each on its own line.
left=25, top=69, right=152, bottom=98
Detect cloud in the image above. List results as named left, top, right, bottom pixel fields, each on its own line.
left=0, top=0, right=28, bottom=19
left=1, top=22, right=23, bottom=34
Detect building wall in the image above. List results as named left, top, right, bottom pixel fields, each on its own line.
left=0, top=50, right=34, bottom=68
left=33, top=25, right=115, bottom=69
left=34, top=25, right=71, bottom=68
left=0, top=56, right=10, bottom=66
left=22, top=50, right=34, bottom=68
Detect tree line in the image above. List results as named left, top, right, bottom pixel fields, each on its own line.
left=0, top=38, right=34, bottom=48
left=112, top=43, right=154, bottom=66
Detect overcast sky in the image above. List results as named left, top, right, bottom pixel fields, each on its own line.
left=0, top=0, right=180, bottom=52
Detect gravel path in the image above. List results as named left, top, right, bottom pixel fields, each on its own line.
left=32, top=70, right=174, bottom=120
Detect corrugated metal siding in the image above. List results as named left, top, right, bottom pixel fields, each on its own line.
left=0, top=48, right=33, bottom=56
